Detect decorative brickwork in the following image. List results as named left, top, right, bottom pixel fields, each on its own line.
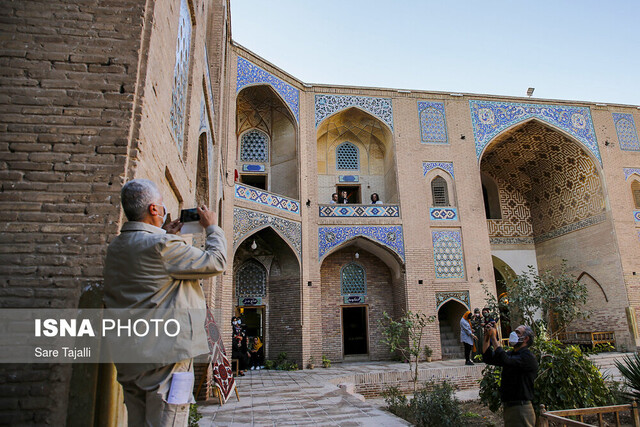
left=418, top=101, right=447, bottom=144
left=233, top=208, right=302, bottom=257
left=482, top=121, right=605, bottom=238
left=470, top=100, right=601, bottom=163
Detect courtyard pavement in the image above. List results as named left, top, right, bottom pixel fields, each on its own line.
left=197, top=353, right=630, bottom=426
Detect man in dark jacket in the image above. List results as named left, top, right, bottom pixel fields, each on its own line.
left=483, top=323, right=538, bottom=427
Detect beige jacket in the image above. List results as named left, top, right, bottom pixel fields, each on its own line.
left=103, top=221, right=227, bottom=373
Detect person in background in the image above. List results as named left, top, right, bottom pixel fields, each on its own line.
left=249, top=336, right=264, bottom=370
left=460, top=311, right=477, bottom=366
left=330, top=193, right=338, bottom=204
left=471, top=308, right=484, bottom=359
left=370, top=193, right=383, bottom=204
left=339, top=190, right=349, bottom=204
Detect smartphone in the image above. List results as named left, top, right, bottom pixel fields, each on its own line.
left=180, top=208, right=200, bottom=223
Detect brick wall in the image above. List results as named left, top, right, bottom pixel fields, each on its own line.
left=0, top=0, right=147, bottom=423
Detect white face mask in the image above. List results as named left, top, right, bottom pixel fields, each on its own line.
left=161, top=203, right=168, bottom=224
left=508, top=331, right=522, bottom=346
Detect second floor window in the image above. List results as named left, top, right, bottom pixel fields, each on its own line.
left=240, top=129, right=269, bottom=162
left=431, top=176, right=449, bottom=206
left=336, top=142, right=359, bottom=170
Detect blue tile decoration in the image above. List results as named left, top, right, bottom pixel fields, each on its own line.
left=418, top=101, right=447, bottom=144
left=436, top=291, right=470, bottom=311
left=236, top=57, right=299, bottom=122
left=336, top=142, right=360, bottom=171
left=624, top=168, right=640, bottom=181
left=339, top=175, right=359, bottom=183
left=199, top=94, right=208, bottom=134
left=318, top=226, right=405, bottom=261
left=423, top=161, right=454, bottom=179
left=233, top=207, right=302, bottom=257
left=469, top=100, right=601, bottom=164
left=489, top=237, right=535, bottom=245
left=242, top=164, right=265, bottom=172
left=613, top=113, right=640, bottom=151
left=430, top=207, right=458, bottom=221
left=634, top=210, right=640, bottom=223
left=533, top=212, right=606, bottom=243
left=315, top=94, right=394, bottom=131
left=235, top=184, right=300, bottom=215
left=319, top=205, right=399, bottom=217
left=432, top=230, right=465, bottom=279
left=169, top=0, right=192, bottom=149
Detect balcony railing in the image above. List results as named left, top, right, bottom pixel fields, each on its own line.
left=234, top=183, right=300, bottom=215
left=319, top=204, right=399, bottom=217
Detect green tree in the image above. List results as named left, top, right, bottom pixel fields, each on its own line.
left=507, top=261, right=588, bottom=335
left=379, top=311, right=435, bottom=392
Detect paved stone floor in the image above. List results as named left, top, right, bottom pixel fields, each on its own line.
left=197, top=353, right=630, bottom=426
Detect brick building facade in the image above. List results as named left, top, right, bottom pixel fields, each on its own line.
left=1, top=0, right=639, bottom=423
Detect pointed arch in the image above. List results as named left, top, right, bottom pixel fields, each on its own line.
left=234, top=224, right=301, bottom=265
left=320, top=235, right=405, bottom=279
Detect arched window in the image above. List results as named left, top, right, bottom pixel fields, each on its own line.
left=341, top=262, right=366, bottom=295
left=240, top=129, right=269, bottom=162
left=632, top=180, right=640, bottom=209
left=336, top=142, right=359, bottom=170
left=235, top=259, right=266, bottom=297
left=431, top=176, right=449, bottom=206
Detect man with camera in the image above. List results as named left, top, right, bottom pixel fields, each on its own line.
left=483, top=322, right=538, bottom=427
left=103, top=179, right=227, bottom=426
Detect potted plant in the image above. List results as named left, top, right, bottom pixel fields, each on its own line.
left=307, top=356, right=315, bottom=369
left=321, top=355, right=331, bottom=368
left=424, top=345, right=433, bottom=362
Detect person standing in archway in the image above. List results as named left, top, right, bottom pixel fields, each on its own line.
left=460, top=311, right=476, bottom=366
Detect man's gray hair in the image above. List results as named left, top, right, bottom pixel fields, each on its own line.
left=121, top=179, right=161, bottom=221
left=522, top=325, right=535, bottom=347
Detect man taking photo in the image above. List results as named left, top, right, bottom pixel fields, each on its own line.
left=483, top=322, right=538, bottom=427
left=103, top=179, right=227, bottom=426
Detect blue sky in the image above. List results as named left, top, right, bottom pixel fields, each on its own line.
left=230, top=1, right=639, bottom=106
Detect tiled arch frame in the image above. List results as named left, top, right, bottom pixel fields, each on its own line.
left=233, top=207, right=302, bottom=263
left=423, top=164, right=457, bottom=207
left=318, top=227, right=406, bottom=264
left=470, top=100, right=602, bottom=165
left=435, top=291, right=470, bottom=311
left=315, top=94, right=394, bottom=133
left=236, top=56, right=300, bottom=123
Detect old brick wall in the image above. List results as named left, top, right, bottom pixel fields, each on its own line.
left=0, top=0, right=147, bottom=423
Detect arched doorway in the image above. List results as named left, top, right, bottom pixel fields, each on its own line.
left=316, top=107, right=398, bottom=205
left=437, top=300, right=468, bottom=360
left=232, top=227, right=301, bottom=364
left=481, top=119, right=630, bottom=343
left=319, top=238, right=405, bottom=362
left=236, top=85, right=299, bottom=199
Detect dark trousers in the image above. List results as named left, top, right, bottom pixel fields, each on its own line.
left=250, top=348, right=263, bottom=367
left=232, top=350, right=249, bottom=370
left=464, top=343, right=473, bottom=361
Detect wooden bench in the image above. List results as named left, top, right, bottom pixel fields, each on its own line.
left=556, top=331, right=616, bottom=348
left=540, top=401, right=639, bottom=426
left=231, top=359, right=239, bottom=375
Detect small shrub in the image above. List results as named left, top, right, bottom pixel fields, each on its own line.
left=322, top=355, right=331, bottom=368
left=412, top=381, right=464, bottom=427
left=423, top=345, right=433, bottom=358
left=188, top=404, right=201, bottom=427
left=381, top=386, right=410, bottom=420
left=263, top=360, right=275, bottom=370
left=615, top=352, right=640, bottom=400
